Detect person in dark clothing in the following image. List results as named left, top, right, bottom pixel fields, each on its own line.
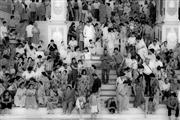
left=47, top=39, right=58, bottom=57
left=91, top=73, right=101, bottom=94
left=105, top=97, right=117, bottom=114
left=100, top=49, right=113, bottom=84
left=166, top=93, right=179, bottom=120
left=1, top=90, right=13, bottom=114
left=68, top=22, right=77, bottom=44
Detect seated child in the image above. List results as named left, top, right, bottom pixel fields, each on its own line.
left=69, top=37, right=78, bottom=51
left=106, top=97, right=117, bottom=114
left=76, top=94, right=86, bottom=119
left=88, top=39, right=96, bottom=55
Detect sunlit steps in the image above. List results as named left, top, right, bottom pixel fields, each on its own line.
left=0, top=104, right=170, bottom=120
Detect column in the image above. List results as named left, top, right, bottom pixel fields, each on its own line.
left=50, top=0, right=67, bottom=21
left=161, top=0, right=180, bottom=50
left=164, top=0, right=179, bottom=22
left=48, top=0, right=68, bottom=49
left=155, top=0, right=161, bottom=23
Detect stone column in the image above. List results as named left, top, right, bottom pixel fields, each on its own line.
left=161, top=0, right=180, bottom=50
left=48, top=0, right=68, bottom=49
left=155, top=0, right=161, bottom=23
left=164, top=0, right=179, bottom=22
left=50, top=0, right=67, bottom=21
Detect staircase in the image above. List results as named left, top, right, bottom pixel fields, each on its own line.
left=0, top=55, right=178, bottom=120
left=91, top=55, right=135, bottom=103
left=90, top=55, right=180, bottom=119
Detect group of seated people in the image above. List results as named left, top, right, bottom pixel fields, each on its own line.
left=0, top=0, right=180, bottom=120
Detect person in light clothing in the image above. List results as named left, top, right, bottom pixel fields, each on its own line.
left=83, top=19, right=96, bottom=47
left=135, top=36, right=148, bottom=61
left=89, top=92, right=98, bottom=120
left=76, top=94, right=86, bottom=120
left=14, top=82, right=26, bottom=107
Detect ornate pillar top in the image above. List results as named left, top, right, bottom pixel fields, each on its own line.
left=51, top=0, right=67, bottom=22
left=164, top=0, right=179, bottom=22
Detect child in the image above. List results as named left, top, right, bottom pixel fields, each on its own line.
left=95, top=38, right=103, bottom=55
left=83, top=47, right=92, bottom=68
left=46, top=88, right=58, bottom=114
left=88, top=39, right=96, bottom=55
left=25, top=84, right=38, bottom=109
left=69, top=37, right=78, bottom=51
left=106, top=97, right=117, bottom=114
left=76, top=94, right=86, bottom=120
left=89, top=92, right=98, bottom=120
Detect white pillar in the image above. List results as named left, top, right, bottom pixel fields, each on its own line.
left=155, top=0, right=162, bottom=23
left=48, top=0, right=68, bottom=49
left=164, top=0, right=179, bottom=22
left=51, top=0, right=67, bottom=21
left=161, top=0, right=180, bottom=50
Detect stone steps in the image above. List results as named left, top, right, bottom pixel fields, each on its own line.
left=0, top=105, right=170, bottom=120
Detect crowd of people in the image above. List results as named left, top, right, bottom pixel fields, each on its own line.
left=0, top=0, right=180, bottom=120
left=9, top=0, right=51, bottom=22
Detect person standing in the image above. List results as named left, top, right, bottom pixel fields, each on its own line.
left=100, top=49, right=113, bottom=84
left=32, top=22, right=40, bottom=45
left=83, top=19, right=95, bottom=47
left=99, top=1, right=107, bottom=24
left=112, top=48, right=124, bottom=76
left=29, top=0, right=37, bottom=22
left=26, top=21, right=34, bottom=45
left=0, top=21, right=8, bottom=45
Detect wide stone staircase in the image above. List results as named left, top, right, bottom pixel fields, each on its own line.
left=1, top=55, right=180, bottom=120
left=90, top=54, right=180, bottom=119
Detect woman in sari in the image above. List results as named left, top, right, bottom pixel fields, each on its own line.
left=14, top=82, right=26, bottom=107
left=133, top=75, right=145, bottom=108
left=70, top=58, right=78, bottom=88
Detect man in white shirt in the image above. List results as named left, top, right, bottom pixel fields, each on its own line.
left=148, top=40, right=160, bottom=54
left=26, top=21, right=34, bottom=45
left=0, top=21, right=8, bottom=44
left=143, top=58, right=153, bottom=96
